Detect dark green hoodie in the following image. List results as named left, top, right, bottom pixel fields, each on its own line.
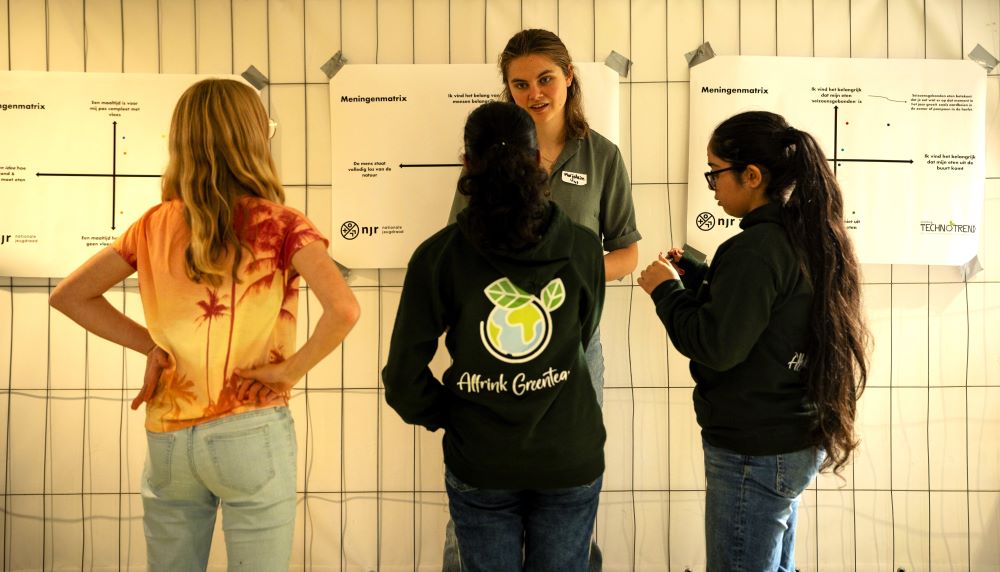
left=382, top=203, right=606, bottom=489
left=650, top=202, right=818, bottom=455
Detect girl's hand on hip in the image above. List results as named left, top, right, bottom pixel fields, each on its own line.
left=234, top=363, right=294, bottom=403
left=132, top=346, right=169, bottom=410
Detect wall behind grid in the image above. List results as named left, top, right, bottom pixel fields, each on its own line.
left=1, top=1, right=998, bottom=571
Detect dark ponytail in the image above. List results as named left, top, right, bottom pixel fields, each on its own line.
left=458, top=102, right=550, bottom=251
left=710, top=111, right=871, bottom=475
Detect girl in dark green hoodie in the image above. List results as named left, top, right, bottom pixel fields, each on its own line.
left=638, top=111, right=870, bottom=572
left=382, top=102, right=606, bottom=571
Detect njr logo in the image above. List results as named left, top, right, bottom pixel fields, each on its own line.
left=696, top=212, right=715, bottom=231
left=340, top=221, right=359, bottom=240
left=341, top=221, right=379, bottom=240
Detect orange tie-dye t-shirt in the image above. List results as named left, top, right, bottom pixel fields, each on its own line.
left=113, top=197, right=327, bottom=433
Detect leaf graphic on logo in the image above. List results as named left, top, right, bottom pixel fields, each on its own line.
left=484, top=278, right=533, bottom=309
left=541, top=278, right=565, bottom=311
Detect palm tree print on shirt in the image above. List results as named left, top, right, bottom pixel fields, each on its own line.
left=195, top=287, right=228, bottom=406
left=239, top=204, right=320, bottom=316
left=161, top=370, right=197, bottom=418
left=219, top=202, right=323, bottom=393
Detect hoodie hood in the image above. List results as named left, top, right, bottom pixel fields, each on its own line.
left=456, top=202, right=575, bottom=296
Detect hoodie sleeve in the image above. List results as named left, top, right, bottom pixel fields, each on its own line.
left=650, top=246, right=782, bottom=372
left=381, top=244, right=451, bottom=431
left=677, top=256, right=709, bottom=291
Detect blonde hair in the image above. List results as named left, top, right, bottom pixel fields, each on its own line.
left=161, top=78, right=285, bottom=286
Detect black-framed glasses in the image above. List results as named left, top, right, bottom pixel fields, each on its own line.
left=704, top=166, right=742, bottom=190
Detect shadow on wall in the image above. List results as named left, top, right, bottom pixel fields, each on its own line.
left=972, top=496, right=1000, bottom=566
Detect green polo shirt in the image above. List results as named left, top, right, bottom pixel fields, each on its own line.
left=448, top=130, right=641, bottom=252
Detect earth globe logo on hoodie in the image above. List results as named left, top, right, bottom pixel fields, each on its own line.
left=480, top=277, right=565, bottom=364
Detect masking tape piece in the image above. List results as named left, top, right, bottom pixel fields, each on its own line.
left=685, top=42, right=716, bottom=68
left=322, top=51, right=349, bottom=79
left=959, top=254, right=983, bottom=281
left=604, top=51, right=632, bottom=78
left=968, top=44, right=998, bottom=73
left=335, top=259, right=352, bottom=281
left=241, top=65, right=269, bottom=90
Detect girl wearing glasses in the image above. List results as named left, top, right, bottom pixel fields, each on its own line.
left=636, top=111, right=870, bottom=572
left=50, top=78, right=360, bottom=571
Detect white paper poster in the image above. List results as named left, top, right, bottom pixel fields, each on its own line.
left=687, top=56, right=986, bottom=265
left=329, top=63, right=621, bottom=269
left=0, top=71, right=245, bottom=277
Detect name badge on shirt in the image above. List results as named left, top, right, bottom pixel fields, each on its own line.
left=561, top=170, right=588, bottom=186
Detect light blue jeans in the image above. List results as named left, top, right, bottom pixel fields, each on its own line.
left=443, top=330, right=605, bottom=571
left=584, top=327, right=605, bottom=407
left=446, top=469, right=602, bottom=572
left=702, top=439, right=824, bottom=572
left=141, top=406, right=297, bottom=572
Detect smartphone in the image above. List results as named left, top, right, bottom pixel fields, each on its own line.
left=681, top=243, right=708, bottom=265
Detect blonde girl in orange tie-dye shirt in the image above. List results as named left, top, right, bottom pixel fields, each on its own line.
left=51, top=79, right=360, bottom=571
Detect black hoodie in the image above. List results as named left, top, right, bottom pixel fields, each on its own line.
left=650, top=202, right=817, bottom=455
left=382, top=203, right=606, bottom=489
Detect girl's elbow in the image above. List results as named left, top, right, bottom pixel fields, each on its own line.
left=322, top=287, right=361, bottom=328
left=708, top=356, right=744, bottom=372
left=699, top=348, right=750, bottom=372
left=339, top=297, right=361, bottom=328
left=49, top=286, right=71, bottom=313
left=624, top=249, right=639, bottom=274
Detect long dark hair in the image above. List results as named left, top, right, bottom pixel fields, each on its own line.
left=498, top=28, right=589, bottom=139
left=458, top=102, right=549, bottom=251
left=710, top=111, right=870, bottom=475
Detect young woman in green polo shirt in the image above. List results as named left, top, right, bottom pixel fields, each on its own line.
left=499, top=29, right=640, bottom=287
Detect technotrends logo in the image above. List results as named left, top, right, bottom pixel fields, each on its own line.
left=479, top=277, right=565, bottom=364
left=919, top=220, right=976, bottom=234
